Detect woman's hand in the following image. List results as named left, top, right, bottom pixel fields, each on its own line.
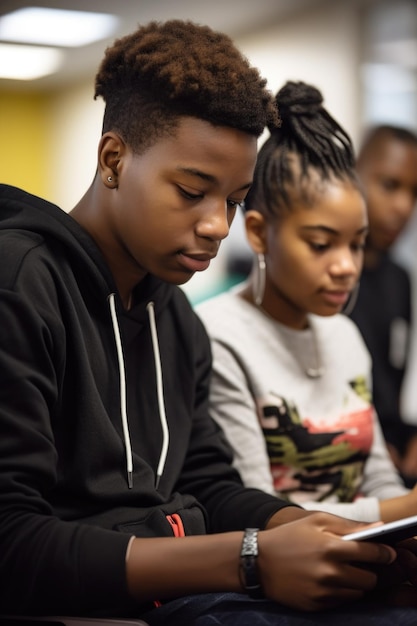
left=402, top=436, right=417, bottom=481
left=379, top=483, right=417, bottom=522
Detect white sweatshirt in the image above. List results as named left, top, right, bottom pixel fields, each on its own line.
left=196, top=286, right=409, bottom=522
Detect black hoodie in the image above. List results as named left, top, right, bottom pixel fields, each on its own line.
left=0, top=185, right=290, bottom=617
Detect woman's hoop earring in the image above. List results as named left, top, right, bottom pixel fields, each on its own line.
left=253, top=253, right=266, bottom=307
left=107, top=176, right=113, bottom=182
left=343, top=281, right=360, bottom=316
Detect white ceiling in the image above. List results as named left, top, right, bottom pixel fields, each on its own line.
left=0, top=0, right=323, bottom=90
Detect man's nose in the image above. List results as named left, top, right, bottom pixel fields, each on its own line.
left=195, top=200, right=232, bottom=241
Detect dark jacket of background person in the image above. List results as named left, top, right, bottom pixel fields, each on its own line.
left=349, top=255, right=415, bottom=456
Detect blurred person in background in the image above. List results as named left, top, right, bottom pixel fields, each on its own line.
left=348, top=125, right=417, bottom=487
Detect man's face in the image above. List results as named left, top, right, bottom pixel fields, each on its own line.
left=103, top=117, right=257, bottom=285
left=357, top=137, right=417, bottom=253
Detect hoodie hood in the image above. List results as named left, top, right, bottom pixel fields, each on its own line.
left=0, top=184, right=114, bottom=299
left=0, top=184, right=172, bottom=312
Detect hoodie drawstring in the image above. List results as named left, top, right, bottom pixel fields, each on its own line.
left=146, top=301, right=170, bottom=490
left=108, top=294, right=169, bottom=490
left=109, top=293, right=133, bottom=488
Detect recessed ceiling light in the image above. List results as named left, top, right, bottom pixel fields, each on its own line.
left=0, top=43, right=63, bottom=80
left=0, top=7, right=119, bottom=47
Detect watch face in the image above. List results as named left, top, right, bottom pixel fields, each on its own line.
left=240, top=528, right=263, bottom=598
left=241, top=527, right=259, bottom=556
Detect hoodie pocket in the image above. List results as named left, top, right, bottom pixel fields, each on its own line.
left=113, top=500, right=207, bottom=537
left=166, top=513, right=185, bottom=537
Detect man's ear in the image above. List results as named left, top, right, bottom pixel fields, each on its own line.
left=244, top=210, right=267, bottom=254
left=97, top=132, right=127, bottom=188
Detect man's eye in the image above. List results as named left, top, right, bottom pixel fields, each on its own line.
left=178, top=186, right=203, bottom=200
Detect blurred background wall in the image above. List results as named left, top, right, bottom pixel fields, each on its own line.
left=1, top=0, right=417, bottom=411
left=2, top=1, right=416, bottom=206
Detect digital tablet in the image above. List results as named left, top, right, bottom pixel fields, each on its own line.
left=342, top=514, right=417, bottom=544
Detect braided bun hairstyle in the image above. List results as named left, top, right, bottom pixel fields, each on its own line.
left=245, top=80, right=359, bottom=218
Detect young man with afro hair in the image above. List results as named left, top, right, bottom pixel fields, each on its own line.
left=0, top=19, right=416, bottom=626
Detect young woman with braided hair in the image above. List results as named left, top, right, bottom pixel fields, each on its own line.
left=197, top=80, right=417, bottom=526
left=2, top=23, right=417, bottom=624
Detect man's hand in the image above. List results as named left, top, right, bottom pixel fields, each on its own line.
left=257, top=512, right=397, bottom=612
left=369, top=537, right=417, bottom=607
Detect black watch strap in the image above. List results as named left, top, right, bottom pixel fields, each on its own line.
left=239, top=527, right=263, bottom=598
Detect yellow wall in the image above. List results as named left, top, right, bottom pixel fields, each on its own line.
left=0, top=90, right=50, bottom=198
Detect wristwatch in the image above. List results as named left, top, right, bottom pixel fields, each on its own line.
left=239, top=527, right=263, bottom=598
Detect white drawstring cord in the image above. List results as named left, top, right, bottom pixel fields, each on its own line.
left=146, top=301, right=170, bottom=489
left=108, top=293, right=133, bottom=488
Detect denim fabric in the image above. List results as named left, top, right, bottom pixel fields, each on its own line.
left=140, top=592, right=417, bottom=625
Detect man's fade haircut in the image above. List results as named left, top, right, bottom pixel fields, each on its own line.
left=94, top=19, right=279, bottom=153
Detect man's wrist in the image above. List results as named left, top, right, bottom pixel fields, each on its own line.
left=239, top=528, right=263, bottom=598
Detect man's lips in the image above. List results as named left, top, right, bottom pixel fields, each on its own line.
left=177, top=252, right=215, bottom=272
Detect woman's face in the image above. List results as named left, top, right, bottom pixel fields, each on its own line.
left=249, top=179, right=368, bottom=329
